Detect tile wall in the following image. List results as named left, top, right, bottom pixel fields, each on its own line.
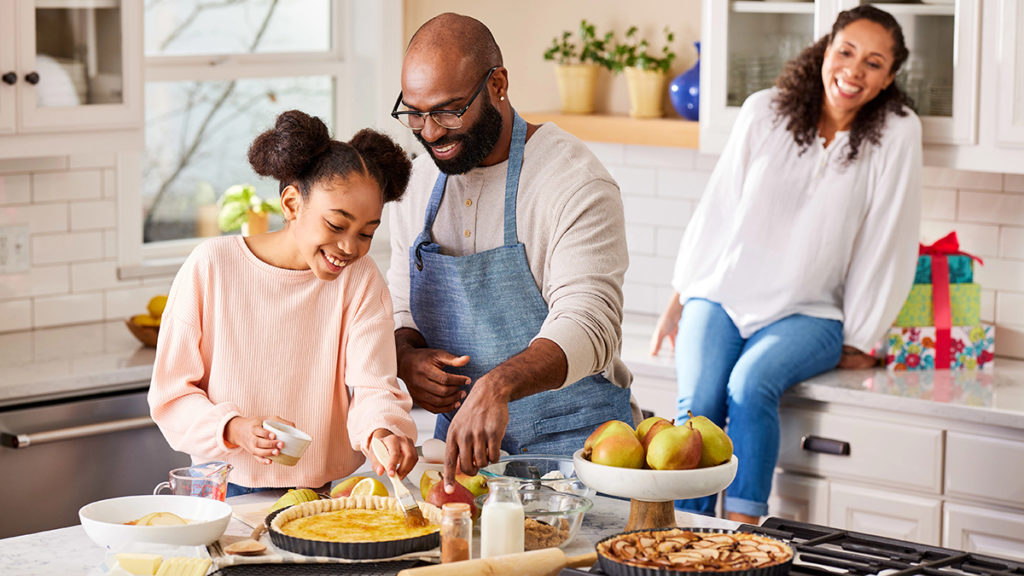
left=1, top=147, right=1022, bottom=359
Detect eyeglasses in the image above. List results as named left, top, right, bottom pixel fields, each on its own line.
left=391, top=66, right=499, bottom=131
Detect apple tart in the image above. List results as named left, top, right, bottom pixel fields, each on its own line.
left=267, top=495, right=441, bottom=559
left=597, top=528, right=793, bottom=576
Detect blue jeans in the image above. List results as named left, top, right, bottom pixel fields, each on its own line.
left=226, top=483, right=279, bottom=499
left=674, top=299, right=842, bottom=518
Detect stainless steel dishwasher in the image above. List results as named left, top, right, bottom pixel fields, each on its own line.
left=0, top=387, right=191, bottom=538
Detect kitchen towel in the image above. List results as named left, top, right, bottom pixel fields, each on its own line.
left=893, top=283, right=981, bottom=327
left=885, top=324, right=995, bottom=371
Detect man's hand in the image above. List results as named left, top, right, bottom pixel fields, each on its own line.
left=442, top=377, right=509, bottom=491
left=395, top=328, right=471, bottom=413
left=837, top=346, right=878, bottom=369
left=224, top=415, right=294, bottom=464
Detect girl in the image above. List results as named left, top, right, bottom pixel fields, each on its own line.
left=651, top=6, right=921, bottom=522
left=150, top=110, right=418, bottom=495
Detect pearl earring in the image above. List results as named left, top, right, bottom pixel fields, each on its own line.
left=500, top=96, right=505, bottom=101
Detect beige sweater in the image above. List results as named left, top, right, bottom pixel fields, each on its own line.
left=387, top=122, right=632, bottom=390
left=149, top=236, right=416, bottom=488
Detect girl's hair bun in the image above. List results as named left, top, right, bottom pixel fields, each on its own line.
left=248, top=110, right=332, bottom=183
left=349, top=129, right=412, bottom=203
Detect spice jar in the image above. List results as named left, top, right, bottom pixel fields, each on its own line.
left=480, top=478, right=524, bottom=558
left=440, top=502, right=472, bottom=563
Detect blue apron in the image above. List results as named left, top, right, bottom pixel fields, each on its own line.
left=409, top=111, right=633, bottom=456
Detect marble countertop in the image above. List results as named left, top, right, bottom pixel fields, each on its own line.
left=0, top=491, right=738, bottom=576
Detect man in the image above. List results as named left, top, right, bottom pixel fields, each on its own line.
left=388, top=13, right=637, bottom=492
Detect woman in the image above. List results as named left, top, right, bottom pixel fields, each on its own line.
left=650, top=6, right=921, bottom=523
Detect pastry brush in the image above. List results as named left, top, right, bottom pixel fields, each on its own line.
left=370, top=437, right=428, bottom=527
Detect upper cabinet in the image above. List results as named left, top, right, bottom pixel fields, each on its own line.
left=0, top=0, right=142, bottom=156
left=700, top=0, right=1024, bottom=174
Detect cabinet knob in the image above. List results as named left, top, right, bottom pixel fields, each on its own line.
left=25, top=72, right=39, bottom=85
left=1, top=72, right=15, bottom=85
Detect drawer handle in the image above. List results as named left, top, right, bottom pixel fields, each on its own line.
left=0, top=416, right=156, bottom=449
left=801, top=435, right=850, bottom=456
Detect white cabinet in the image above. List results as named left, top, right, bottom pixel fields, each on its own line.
left=997, top=0, right=1024, bottom=147
left=0, top=0, right=142, bottom=155
left=769, top=471, right=829, bottom=525
left=829, top=481, right=942, bottom=546
left=944, top=502, right=1024, bottom=562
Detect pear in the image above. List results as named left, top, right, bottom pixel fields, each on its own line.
left=640, top=418, right=674, bottom=451
left=686, top=410, right=734, bottom=468
left=634, top=416, right=671, bottom=442
left=645, top=422, right=703, bottom=470
left=583, top=420, right=635, bottom=459
left=269, top=488, right=319, bottom=512
left=590, top=431, right=646, bottom=469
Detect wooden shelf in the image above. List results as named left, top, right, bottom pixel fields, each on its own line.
left=521, top=112, right=700, bottom=149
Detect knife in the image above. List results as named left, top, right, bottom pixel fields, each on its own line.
left=370, top=437, right=428, bottom=527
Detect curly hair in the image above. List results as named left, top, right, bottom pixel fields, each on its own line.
left=772, top=5, right=913, bottom=164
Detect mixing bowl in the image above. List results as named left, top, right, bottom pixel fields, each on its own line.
left=475, top=488, right=593, bottom=550
left=479, top=454, right=594, bottom=498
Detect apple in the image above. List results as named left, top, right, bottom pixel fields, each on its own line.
left=419, top=469, right=488, bottom=501
left=426, top=477, right=479, bottom=518
left=331, top=476, right=368, bottom=498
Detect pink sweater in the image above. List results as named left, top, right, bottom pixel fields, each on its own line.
left=149, top=236, right=416, bottom=488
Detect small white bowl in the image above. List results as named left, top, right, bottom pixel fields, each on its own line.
left=572, top=449, right=738, bottom=502
left=79, top=495, right=231, bottom=549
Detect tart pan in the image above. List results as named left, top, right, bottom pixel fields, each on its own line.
left=595, top=527, right=794, bottom=576
left=266, top=496, right=440, bottom=560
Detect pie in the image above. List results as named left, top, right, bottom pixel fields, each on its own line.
left=597, top=528, right=793, bottom=572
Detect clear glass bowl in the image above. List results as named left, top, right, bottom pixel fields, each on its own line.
left=475, top=488, right=593, bottom=550
left=478, top=454, right=595, bottom=499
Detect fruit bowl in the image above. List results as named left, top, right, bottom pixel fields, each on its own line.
left=79, top=495, right=232, bottom=549
left=475, top=488, right=593, bottom=550
left=125, top=318, right=159, bottom=348
left=573, top=449, right=738, bottom=502
left=479, top=454, right=594, bottom=499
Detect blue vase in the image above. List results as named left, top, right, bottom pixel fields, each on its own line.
left=669, top=42, right=701, bottom=121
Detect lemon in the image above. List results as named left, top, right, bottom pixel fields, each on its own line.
left=132, top=313, right=161, bottom=327
left=147, top=295, right=168, bottom=319
left=350, top=477, right=389, bottom=498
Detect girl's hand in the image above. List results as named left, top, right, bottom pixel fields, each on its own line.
left=837, top=346, right=878, bottom=369
left=225, top=415, right=294, bottom=465
left=368, top=429, right=418, bottom=479
left=651, top=292, right=684, bottom=356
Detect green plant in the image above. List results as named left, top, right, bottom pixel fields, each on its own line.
left=609, top=26, right=677, bottom=74
left=217, top=184, right=281, bottom=232
left=543, top=19, right=613, bottom=67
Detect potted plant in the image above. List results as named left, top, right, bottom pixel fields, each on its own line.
left=543, top=20, right=613, bottom=114
left=610, top=26, right=677, bottom=118
left=217, top=184, right=281, bottom=236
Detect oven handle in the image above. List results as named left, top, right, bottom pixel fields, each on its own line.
left=801, top=434, right=851, bottom=456
left=0, top=416, right=156, bottom=449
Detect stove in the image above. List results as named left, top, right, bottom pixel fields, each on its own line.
left=561, top=517, right=1024, bottom=576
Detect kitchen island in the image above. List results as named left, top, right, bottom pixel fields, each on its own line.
left=0, top=491, right=739, bottom=575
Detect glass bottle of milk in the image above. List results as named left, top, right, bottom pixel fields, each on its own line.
left=479, top=478, right=524, bottom=558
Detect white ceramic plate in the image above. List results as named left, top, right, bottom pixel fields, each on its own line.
left=572, top=449, right=738, bottom=502
left=79, top=495, right=232, bottom=549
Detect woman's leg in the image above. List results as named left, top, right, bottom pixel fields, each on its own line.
left=674, top=299, right=745, bottom=515
left=722, top=314, right=843, bottom=519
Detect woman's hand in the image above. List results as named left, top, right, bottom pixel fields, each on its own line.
left=650, top=292, right=684, bottom=356
left=837, top=346, right=878, bottom=369
left=224, top=415, right=294, bottom=464
left=368, top=429, right=418, bottom=479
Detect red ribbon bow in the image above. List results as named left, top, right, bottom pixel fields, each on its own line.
left=918, top=232, right=982, bottom=369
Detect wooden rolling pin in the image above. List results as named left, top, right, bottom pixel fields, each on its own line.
left=397, top=549, right=597, bottom=576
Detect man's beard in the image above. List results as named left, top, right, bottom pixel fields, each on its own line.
left=416, top=100, right=503, bottom=175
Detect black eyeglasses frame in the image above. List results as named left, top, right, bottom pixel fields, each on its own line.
left=390, top=66, right=500, bottom=130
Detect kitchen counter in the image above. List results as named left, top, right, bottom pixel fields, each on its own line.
left=0, top=491, right=738, bottom=576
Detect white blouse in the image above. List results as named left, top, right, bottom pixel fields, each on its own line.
left=672, top=89, right=922, bottom=352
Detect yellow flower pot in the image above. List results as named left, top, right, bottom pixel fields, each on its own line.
left=625, top=67, right=667, bottom=118
left=554, top=63, right=599, bottom=114
left=241, top=210, right=269, bottom=236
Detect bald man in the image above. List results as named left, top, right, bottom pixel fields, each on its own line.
left=387, top=13, right=638, bottom=491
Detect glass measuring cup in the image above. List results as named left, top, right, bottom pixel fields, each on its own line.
left=153, top=461, right=232, bottom=501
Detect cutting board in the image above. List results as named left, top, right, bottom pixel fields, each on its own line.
left=231, top=500, right=272, bottom=529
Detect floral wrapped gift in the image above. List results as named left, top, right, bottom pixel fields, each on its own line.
left=886, top=325, right=994, bottom=371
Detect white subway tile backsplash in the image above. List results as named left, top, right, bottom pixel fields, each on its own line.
left=656, top=227, right=685, bottom=259
left=0, top=300, right=32, bottom=332
left=611, top=167, right=658, bottom=198
left=623, top=145, right=697, bottom=169
left=623, top=196, right=693, bottom=228
left=33, top=292, right=104, bottom=328
left=104, top=285, right=162, bottom=320
left=1005, top=174, right=1024, bottom=193
left=70, top=200, right=117, bottom=231
left=68, top=153, right=116, bottom=170
left=104, top=230, right=118, bottom=259
left=995, top=324, right=1024, bottom=360
left=919, top=221, right=998, bottom=257
left=626, top=224, right=656, bottom=255
left=695, top=153, right=720, bottom=172
left=72, top=260, right=134, bottom=293
left=33, top=170, right=103, bottom=202
left=0, top=157, right=66, bottom=174
left=103, top=169, right=116, bottom=199
left=657, top=168, right=710, bottom=200
left=1000, top=227, right=1024, bottom=260
left=922, top=167, right=1002, bottom=190
left=921, top=187, right=956, bottom=220
left=584, top=141, right=625, bottom=166
left=981, top=289, right=995, bottom=323
left=958, top=191, right=1024, bottom=226
left=32, top=232, right=104, bottom=265
left=0, top=265, right=69, bottom=299
left=997, top=292, right=1024, bottom=325
left=0, top=202, right=68, bottom=234
left=974, top=258, right=1024, bottom=292
left=623, top=281, right=659, bottom=316
left=0, top=175, right=31, bottom=205
left=627, top=254, right=676, bottom=288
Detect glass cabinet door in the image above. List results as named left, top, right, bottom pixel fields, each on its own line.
left=998, top=0, right=1024, bottom=147
left=0, top=0, right=15, bottom=134
left=16, top=0, right=141, bottom=131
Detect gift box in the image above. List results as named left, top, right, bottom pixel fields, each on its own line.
left=886, top=324, right=994, bottom=371
left=914, top=254, right=974, bottom=284
left=894, top=283, right=981, bottom=327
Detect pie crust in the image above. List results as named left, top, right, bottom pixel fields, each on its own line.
left=597, top=528, right=793, bottom=575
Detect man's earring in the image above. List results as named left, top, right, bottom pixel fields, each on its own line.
left=500, top=96, right=505, bottom=101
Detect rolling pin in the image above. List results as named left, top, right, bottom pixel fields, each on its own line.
left=397, top=549, right=597, bottom=576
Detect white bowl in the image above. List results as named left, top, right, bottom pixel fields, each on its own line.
left=79, top=495, right=231, bottom=549
left=572, top=449, right=738, bottom=502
